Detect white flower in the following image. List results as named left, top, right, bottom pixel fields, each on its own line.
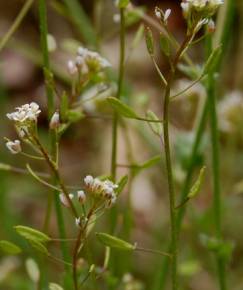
left=6, top=140, right=21, bottom=154
left=49, top=112, right=60, bottom=129
left=84, top=175, right=94, bottom=186
left=59, top=193, right=74, bottom=207
left=7, top=102, right=41, bottom=123
left=155, top=7, right=162, bottom=19
left=164, top=9, right=172, bottom=22
left=77, top=190, right=86, bottom=204
left=75, top=217, right=81, bottom=227
left=67, top=60, right=78, bottom=75
left=207, top=19, right=215, bottom=32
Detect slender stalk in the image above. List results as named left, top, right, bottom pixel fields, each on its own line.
left=206, top=36, right=227, bottom=290
left=0, top=0, right=33, bottom=52
left=38, top=1, right=73, bottom=288
left=111, top=7, right=126, bottom=181
left=162, top=34, right=193, bottom=290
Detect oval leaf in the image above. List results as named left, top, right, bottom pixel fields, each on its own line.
left=107, top=97, right=138, bottom=119
left=49, top=283, right=64, bottom=290
left=116, top=175, right=128, bottom=195
left=146, top=110, right=163, bottom=136
left=187, top=166, right=206, bottom=199
left=203, top=46, right=222, bottom=74
left=15, top=225, right=51, bottom=243
left=29, top=240, right=49, bottom=255
left=26, top=258, right=40, bottom=283
left=96, top=233, right=135, bottom=251
left=0, top=240, right=22, bottom=255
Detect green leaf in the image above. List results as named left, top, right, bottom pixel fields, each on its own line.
left=0, top=240, right=22, bottom=255
left=96, top=233, right=135, bottom=251
left=203, top=45, right=222, bottom=74
left=117, top=0, right=130, bottom=8
left=25, top=258, right=40, bottom=283
left=140, top=155, right=161, bottom=170
left=187, top=166, right=206, bottom=199
left=49, top=283, right=64, bottom=290
left=146, top=110, right=163, bottom=136
left=107, top=97, right=138, bottom=119
left=14, top=225, right=51, bottom=243
left=116, top=175, right=128, bottom=195
left=66, top=109, right=84, bottom=123
left=29, top=240, right=49, bottom=255
left=159, top=33, right=170, bottom=57
left=145, top=27, right=154, bottom=55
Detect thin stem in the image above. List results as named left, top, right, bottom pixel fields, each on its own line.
left=206, top=36, right=227, bottom=290
left=111, top=7, right=126, bottom=181
left=162, top=34, right=194, bottom=290
left=0, top=0, right=33, bottom=52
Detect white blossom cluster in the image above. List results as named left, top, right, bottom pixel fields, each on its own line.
left=181, top=0, right=223, bottom=30
left=84, top=175, right=118, bottom=207
left=67, top=47, right=111, bottom=76
left=6, top=102, right=41, bottom=123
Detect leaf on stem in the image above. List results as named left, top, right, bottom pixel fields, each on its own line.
left=203, top=45, right=222, bottom=75
left=14, top=225, right=51, bottom=243
left=146, top=110, right=163, bottom=136
left=96, top=232, right=135, bottom=251
left=0, top=240, right=22, bottom=255
left=107, top=97, right=138, bottom=119
left=187, top=166, right=206, bottom=199
left=159, top=33, right=171, bottom=57
left=145, top=27, right=154, bottom=56
left=116, top=175, right=128, bottom=195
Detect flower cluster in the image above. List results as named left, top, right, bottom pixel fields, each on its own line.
left=181, top=0, right=223, bottom=31
left=67, top=47, right=111, bottom=76
left=6, top=102, right=41, bottom=123
left=84, top=175, right=118, bottom=207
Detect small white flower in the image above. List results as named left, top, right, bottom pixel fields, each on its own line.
left=6, top=140, right=21, bottom=154
left=7, top=102, right=41, bottom=123
left=59, top=193, right=74, bottom=207
left=84, top=175, right=94, bottom=186
left=164, top=9, right=172, bottom=23
left=155, top=7, right=162, bottom=19
left=75, top=217, right=81, bottom=227
left=77, top=190, right=86, bottom=203
left=49, top=112, right=60, bottom=129
left=207, top=19, right=215, bottom=32
left=67, top=60, right=78, bottom=75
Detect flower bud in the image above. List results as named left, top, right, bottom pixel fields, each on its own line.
left=49, top=112, right=60, bottom=129
left=77, top=190, right=86, bottom=204
left=67, top=60, right=78, bottom=75
left=6, top=140, right=22, bottom=154
left=59, top=193, right=74, bottom=207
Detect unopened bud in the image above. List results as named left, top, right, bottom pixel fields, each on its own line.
left=77, top=190, right=86, bottom=204
left=59, top=193, right=74, bottom=207
left=207, top=19, right=216, bottom=33
left=67, top=60, right=78, bottom=75
left=49, top=112, right=60, bottom=129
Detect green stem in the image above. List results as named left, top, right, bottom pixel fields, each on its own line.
left=0, top=0, right=33, bottom=52
left=111, top=7, right=126, bottom=181
left=162, top=34, right=194, bottom=290
left=206, top=36, right=227, bottom=290
left=38, top=1, right=73, bottom=288
left=39, top=0, right=54, bottom=119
